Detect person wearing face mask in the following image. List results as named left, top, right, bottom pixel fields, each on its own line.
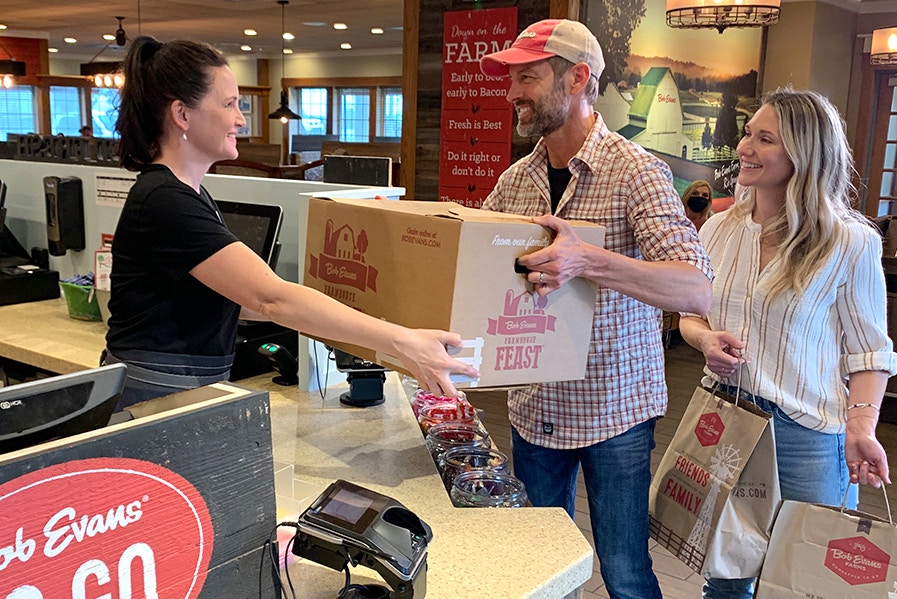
left=679, top=88, right=896, bottom=599
left=681, top=179, right=713, bottom=231
left=478, top=19, right=713, bottom=599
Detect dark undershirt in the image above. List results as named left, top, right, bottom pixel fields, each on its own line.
left=547, top=163, right=572, bottom=214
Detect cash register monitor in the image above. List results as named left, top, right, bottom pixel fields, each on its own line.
left=0, top=363, right=127, bottom=454
left=214, top=199, right=283, bottom=268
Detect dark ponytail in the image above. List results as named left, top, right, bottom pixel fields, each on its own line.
left=116, top=36, right=228, bottom=171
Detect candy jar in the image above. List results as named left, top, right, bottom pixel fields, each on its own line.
left=425, top=422, right=491, bottom=467
left=410, top=389, right=467, bottom=419
left=400, top=375, right=420, bottom=402
left=438, top=446, right=509, bottom=492
left=417, top=396, right=478, bottom=434
left=450, top=471, right=528, bottom=508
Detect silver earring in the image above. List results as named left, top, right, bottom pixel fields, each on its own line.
left=182, top=132, right=188, bottom=142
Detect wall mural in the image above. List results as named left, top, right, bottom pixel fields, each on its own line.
left=587, top=0, right=765, bottom=198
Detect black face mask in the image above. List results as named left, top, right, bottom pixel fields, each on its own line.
left=687, top=195, right=710, bottom=213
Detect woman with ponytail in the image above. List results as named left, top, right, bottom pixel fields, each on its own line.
left=105, top=37, right=478, bottom=408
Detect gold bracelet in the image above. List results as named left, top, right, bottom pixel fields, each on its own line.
left=846, top=403, right=881, bottom=412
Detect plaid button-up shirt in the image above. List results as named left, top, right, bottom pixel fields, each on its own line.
left=482, top=114, right=713, bottom=449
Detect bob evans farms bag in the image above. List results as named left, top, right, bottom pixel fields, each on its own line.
left=649, top=385, right=781, bottom=578
left=755, top=495, right=897, bottom=598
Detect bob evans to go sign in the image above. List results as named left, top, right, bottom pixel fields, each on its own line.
left=0, top=457, right=213, bottom=599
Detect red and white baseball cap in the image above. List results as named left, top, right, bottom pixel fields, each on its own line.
left=479, top=19, right=605, bottom=79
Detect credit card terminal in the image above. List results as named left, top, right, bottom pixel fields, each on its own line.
left=293, top=479, right=432, bottom=599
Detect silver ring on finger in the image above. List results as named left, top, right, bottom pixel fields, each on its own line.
left=539, top=272, right=545, bottom=284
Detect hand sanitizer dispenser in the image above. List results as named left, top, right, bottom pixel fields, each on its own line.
left=43, top=176, right=85, bottom=256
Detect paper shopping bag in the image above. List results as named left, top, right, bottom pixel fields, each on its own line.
left=649, top=385, right=781, bottom=578
left=755, top=499, right=897, bottom=598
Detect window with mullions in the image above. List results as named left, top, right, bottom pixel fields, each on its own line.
left=298, top=88, right=329, bottom=135
left=338, top=88, right=370, bottom=143
left=91, top=87, right=120, bottom=138
left=50, top=86, right=83, bottom=136
left=0, top=86, right=36, bottom=141
left=378, top=87, right=402, bottom=138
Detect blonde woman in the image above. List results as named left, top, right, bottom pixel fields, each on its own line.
left=680, top=179, right=713, bottom=231
left=679, top=88, right=897, bottom=599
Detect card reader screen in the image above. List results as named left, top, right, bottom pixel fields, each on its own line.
left=321, top=488, right=374, bottom=525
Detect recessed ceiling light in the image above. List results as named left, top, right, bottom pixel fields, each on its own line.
left=241, top=45, right=252, bottom=51
left=64, top=37, right=77, bottom=44
left=370, top=28, right=384, bottom=35
left=340, top=43, right=352, bottom=49
left=103, top=34, right=115, bottom=41
left=303, top=22, right=326, bottom=27
left=282, top=48, right=293, bottom=54
left=333, top=23, right=347, bottom=30
left=283, top=32, right=294, bottom=40
left=243, top=29, right=257, bottom=36
left=48, top=47, right=59, bottom=53
left=0, top=24, right=8, bottom=30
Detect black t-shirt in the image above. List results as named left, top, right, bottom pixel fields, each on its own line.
left=547, top=163, right=572, bottom=214
left=105, top=164, right=241, bottom=356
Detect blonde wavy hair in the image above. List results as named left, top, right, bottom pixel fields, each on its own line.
left=728, top=88, right=866, bottom=297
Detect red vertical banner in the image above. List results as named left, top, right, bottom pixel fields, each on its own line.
left=438, top=8, right=517, bottom=208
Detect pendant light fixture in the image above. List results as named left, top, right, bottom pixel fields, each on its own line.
left=666, top=0, right=781, bottom=34
left=0, top=39, right=26, bottom=89
left=267, top=0, right=301, bottom=122
left=871, top=27, right=897, bottom=66
left=80, top=17, right=126, bottom=88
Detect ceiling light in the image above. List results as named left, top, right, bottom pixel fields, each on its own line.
left=114, top=17, right=127, bottom=46
left=268, top=0, right=301, bottom=124
left=871, top=27, right=897, bottom=65
left=103, top=34, right=115, bottom=41
left=48, top=48, right=59, bottom=53
left=283, top=32, right=294, bottom=40
left=333, top=23, right=347, bottom=30
left=666, top=0, right=781, bottom=34
left=0, top=25, right=7, bottom=30
left=64, top=38, right=78, bottom=44
left=370, top=28, right=384, bottom=35
left=81, top=62, right=124, bottom=88
left=244, top=29, right=257, bottom=36
left=241, top=45, right=252, bottom=51
left=303, top=22, right=326, bottom=27
left=340, top=43, right=352, bottom=50
left=282, top=48, right=293, bottom=54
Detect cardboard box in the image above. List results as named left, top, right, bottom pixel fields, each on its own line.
left=303, top=198, right=605, bottom=388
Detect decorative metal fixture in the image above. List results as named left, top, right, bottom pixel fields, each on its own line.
left=267, top=0, right=301, bottom=122
left=666, top=0, right=781, bottom=34
left=0, top=39, right=26, bottom=88
left=79, top=17, right=127, bottom=88
left=871, top=27, right=897, bottom=66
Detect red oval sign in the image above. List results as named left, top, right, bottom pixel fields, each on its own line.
left=0, top=457, right=213, bottom=599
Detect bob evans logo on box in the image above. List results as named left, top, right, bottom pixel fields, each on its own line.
left=307, top=220, right=379, bottom=303
left=695, top=412, right=725, bottom=447
left=0, top=457, right=213, bottom=599
left=825, top=535, right=891, bottom=585
left=488, top=289, right=557, bottom=372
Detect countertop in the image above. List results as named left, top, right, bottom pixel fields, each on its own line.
left=0, top=298, right=594, bottom=598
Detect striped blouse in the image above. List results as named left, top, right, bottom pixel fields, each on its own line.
left=698, top=210, right=897, bottom=433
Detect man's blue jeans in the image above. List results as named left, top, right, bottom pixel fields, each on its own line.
left=511, top=419, right=662, bottom=599
left=703, top=394, right=855, bottom=599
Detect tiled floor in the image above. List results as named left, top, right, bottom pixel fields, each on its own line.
left=468, top=337, right=897, bottom=599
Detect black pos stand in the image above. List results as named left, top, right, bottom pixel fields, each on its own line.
left=333, top=349, right=387, bottom=407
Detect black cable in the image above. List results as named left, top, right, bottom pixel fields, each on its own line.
left=313, top=340, right=333, bottom=401
left=259, top=522, right=300, bottom=599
